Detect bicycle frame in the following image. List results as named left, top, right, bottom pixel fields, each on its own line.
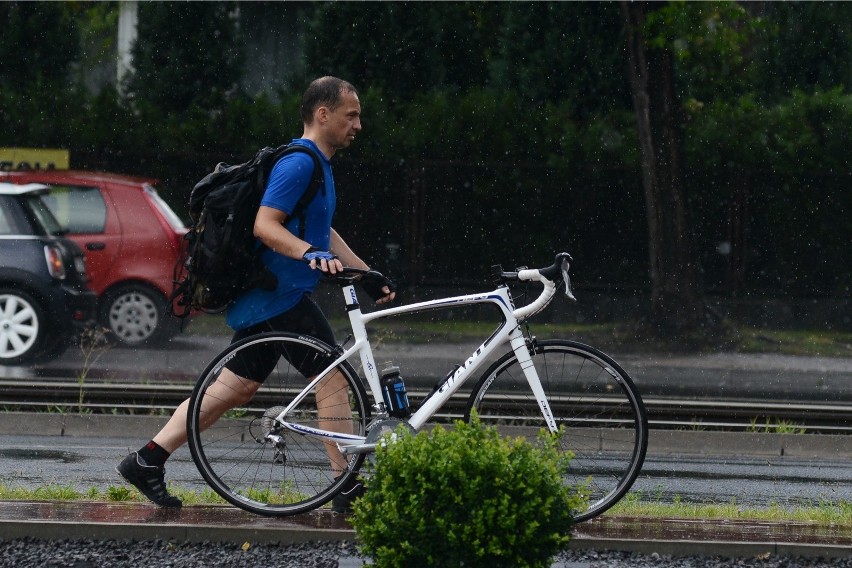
left=274, top=270, right=563, bottom=455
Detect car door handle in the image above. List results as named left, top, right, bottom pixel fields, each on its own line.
left=86, top=242, right=107, bottom=251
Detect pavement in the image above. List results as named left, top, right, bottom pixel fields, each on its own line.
left=1, top=333, right=851, bottom=559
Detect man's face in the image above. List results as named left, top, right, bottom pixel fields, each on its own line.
left=324, top=90, right=362, bottom=150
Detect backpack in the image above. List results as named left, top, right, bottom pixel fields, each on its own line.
left=169, top=144, right=324, bottom=318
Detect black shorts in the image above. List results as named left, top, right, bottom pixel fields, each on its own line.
left=224, top=294, right=336, bottom=383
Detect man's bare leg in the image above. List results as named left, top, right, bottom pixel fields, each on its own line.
left=153, top=368, right=261, bottom=453
left=118, top=368, right=259, bottom=507
left=315, top=368, right=355, bottom=475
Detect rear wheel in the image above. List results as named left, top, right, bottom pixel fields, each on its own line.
left=33, top=332, right=72, bottom=362
left=100, top=283, right=178, bottom=345
left=466, top=339, right=648, bottom=523
left=187, top=332, right=370, bottom=516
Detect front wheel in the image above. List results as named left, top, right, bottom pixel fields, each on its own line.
left=187, top=332, right=370, bottom=516
left=466, top=339, right=648, bottom=523
left=0, top=288, right=57, bottom=365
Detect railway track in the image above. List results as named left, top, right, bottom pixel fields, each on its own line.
left=2, top=378, right=851, bottom=434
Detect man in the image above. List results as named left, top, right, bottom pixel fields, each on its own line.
left=117, top=76, right=394, bottom=513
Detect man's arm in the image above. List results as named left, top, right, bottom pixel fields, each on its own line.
left=329, top=228, right=368, bottom=270
left=254, top=206, right=347, bottom=275
left=254, top=206, right=313, bottom=259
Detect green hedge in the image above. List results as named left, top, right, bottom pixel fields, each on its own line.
left=351, top=416, right=585, bottom=568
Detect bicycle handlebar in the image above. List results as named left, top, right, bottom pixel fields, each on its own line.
left=496, top=252, right=577, bottom=320
left=329, top=252, right=575, bottom=321
left=321, top=266, right=373, bottom=285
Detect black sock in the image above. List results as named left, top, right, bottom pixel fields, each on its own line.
left=137, top=440, right=170, bottom=467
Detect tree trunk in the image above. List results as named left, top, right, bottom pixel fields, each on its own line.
left=621, top=2, right=705, bottom=336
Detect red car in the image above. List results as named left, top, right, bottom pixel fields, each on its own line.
left=0, top=170, right=187, bottom=345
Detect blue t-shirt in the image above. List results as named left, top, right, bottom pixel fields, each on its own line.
left=226, top=139, right=335, bottom=330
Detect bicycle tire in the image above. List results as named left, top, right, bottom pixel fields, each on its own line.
left=465, top=339, right=648, bottom=523
left=186, top=332, right=370, bottom=516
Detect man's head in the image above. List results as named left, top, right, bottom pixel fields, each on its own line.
left=301, top=76, right=362, bottom=154
left=301, top=76, right=357, bottom=124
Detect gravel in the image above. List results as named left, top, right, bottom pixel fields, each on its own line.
left=0, top=538, right=849, bottom=568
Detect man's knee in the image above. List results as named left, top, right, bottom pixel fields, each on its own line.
left=213, top=371, right=261, bottom=406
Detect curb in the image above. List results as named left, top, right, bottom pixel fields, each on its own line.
left=0, top=502, right=849, bottom=561
left=0, top=518, right=350, bottom=547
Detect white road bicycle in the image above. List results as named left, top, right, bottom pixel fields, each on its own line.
left=186, top=253, right=648, bottom=523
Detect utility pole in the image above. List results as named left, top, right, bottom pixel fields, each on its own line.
left=117, top=1, right=138, bottom=93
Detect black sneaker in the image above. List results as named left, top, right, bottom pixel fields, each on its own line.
left=331, top=474, right=364, bottom=514
left=116, top=452, right=182, bottom=508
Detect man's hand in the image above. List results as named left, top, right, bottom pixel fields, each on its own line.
left=303, top=247, right=343, bottom=274
left=359, top=271, right=396, bottom=305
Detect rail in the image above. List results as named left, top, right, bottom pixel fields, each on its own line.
left=1, top=379, right=850, bottom=434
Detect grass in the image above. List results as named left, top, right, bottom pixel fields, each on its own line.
left=185, top=312, right=852, bottom=357
left=746, top=417, right=807, bottom=434
left=735, top=327, right=852, bottom=357
left=611, top=491, right=852, bottom=525
left=0, top=482, right=226, bottom=506
left=75, top=327, right=112, bottom=414
left=2, top=481, right=851, bottom=528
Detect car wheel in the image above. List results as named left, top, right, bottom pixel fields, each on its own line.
left=35, top=336, right=72, bottom=361
left=100, top=283, right=178, bottom=346
left=0, top=288, right=57, bottom=365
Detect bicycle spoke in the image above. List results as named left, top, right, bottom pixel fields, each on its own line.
left=467, top=339, right=647, bottom=523
left=187, top=333, right=369, bottom=516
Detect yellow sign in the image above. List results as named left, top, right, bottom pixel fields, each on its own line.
left=0, top=148, right=70, bottom=171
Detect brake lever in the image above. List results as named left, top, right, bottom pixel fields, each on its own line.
left=560, top=257, right=577, bottom=302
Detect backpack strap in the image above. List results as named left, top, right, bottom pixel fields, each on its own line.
left=274, top=145, right=325, bottom=240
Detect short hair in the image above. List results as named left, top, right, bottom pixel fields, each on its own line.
left=300, top=76, right=357, bottom=125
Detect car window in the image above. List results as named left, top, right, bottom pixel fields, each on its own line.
left=20, top=194, right=64, bottom=235
left=42, top=185, right=107, bottom=233
left=144, top=184, right=186, bottom=231
left=0, top=196, right=29, bottom=235
left=0, top=201, right=12, bottom=234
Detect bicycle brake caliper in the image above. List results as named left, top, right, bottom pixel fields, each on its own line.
left=522, top=323, right=537, bottom=357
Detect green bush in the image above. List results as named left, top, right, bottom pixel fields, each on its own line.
left=351, top=415, right=586, bottom=568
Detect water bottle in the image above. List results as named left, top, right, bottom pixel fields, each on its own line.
left=380, top=364, right=411, bottom=418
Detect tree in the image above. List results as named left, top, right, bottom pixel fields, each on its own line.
left=753, top=2, right=852, bottom=102
left=0, top=2, right=81, bottom=146
left=621, top=1, right=767, bottom=338
left=125, top=2, right=243, bottom=114
left=491, top=2, right=629, bottom=116
left=304, top=2, right=500, bottom=99
left=621, top=2, right=704, bottom=336
left=0, top=2, right=79, bottom=88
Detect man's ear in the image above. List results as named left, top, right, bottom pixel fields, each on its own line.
left=316, top=106, right=329, bottom=124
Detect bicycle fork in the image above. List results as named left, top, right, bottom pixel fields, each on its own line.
left=508, top=326, right=559, bottom=433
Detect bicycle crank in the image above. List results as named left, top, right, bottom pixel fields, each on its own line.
left=340, top=418, right=415, bottom=456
